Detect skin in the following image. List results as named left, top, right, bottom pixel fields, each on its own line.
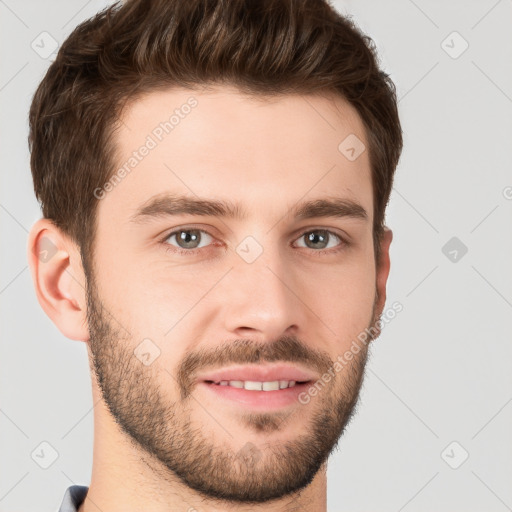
left=28, top=86, right=392, bottom=512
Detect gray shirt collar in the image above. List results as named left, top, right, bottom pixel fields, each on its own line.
left=58, top=485, right=88, bottom=512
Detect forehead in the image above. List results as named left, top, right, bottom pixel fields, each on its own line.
left=101, top=86, right=373, bottom=224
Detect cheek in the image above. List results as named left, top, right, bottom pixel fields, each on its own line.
left=301, top=256, right=376, bottom=341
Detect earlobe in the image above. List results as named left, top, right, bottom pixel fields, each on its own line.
left=375, top=227, right=393, bottom=318
left=27, top=219, right=89, bottom=342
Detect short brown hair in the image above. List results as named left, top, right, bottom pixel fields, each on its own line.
left=29, top=0, right=402, bottom=270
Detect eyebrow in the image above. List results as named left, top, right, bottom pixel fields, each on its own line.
left=129, top=193, right=368, bottom=224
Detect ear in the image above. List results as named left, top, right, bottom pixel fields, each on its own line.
left=27, top=218, right=89, bottom=341
left=374, top=226, right=393, bottom=319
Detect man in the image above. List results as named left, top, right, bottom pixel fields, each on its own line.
left=27, top=0, right=402, bottom=510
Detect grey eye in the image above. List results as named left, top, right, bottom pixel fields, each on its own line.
left=296, top=230, right=341, bottom=250
left=166, top=229, right=213, bottom=250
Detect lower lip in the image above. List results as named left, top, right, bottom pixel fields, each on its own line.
left=198, top=382, right=311, bottom=410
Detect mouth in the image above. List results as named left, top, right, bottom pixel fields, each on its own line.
left=199, top=379, right=312, bottom=410
left=195, top=365, right=316, bottom=410
left=203, top=379, right=311, bottom=390
left=196, top=363, right=317, bottom=385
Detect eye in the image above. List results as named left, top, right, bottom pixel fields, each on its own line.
left=164, top=228, right=214, bottom=252
left=294, top=229, right=343, bottom=252
left=161, top=226, right=347, bottom=256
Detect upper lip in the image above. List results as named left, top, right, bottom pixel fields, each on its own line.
left=196, top=364, right=317, bottom=383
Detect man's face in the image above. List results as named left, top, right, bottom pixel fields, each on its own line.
left=86, top=86, right=385, bottom=503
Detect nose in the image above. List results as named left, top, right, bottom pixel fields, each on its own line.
left=221, top=246, right=303, bottom=342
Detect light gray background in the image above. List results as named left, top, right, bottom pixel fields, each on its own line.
left=1, top=1, right=511, bottom=511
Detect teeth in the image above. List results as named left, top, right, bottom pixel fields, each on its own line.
left=262, top=381, right=280, bottom=391
left=214, top=380, right=299, bottom=390
left=245, top=381, right=263, bottom=391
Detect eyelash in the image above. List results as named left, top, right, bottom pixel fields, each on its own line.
left=160, top=227, right=349, bottom=257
